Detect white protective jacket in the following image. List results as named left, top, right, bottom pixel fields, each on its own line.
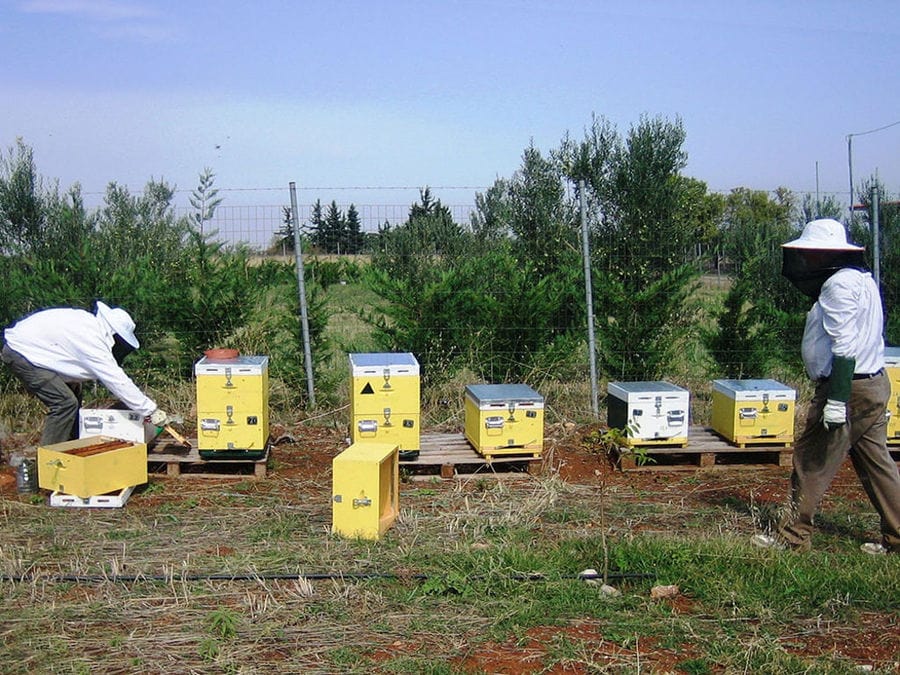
left=4, top=307, right=157, bottom=416
left=801, top=268, right=885, bottom=380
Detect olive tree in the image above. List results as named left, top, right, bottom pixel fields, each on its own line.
left=558, top=114, right=716, bottom=381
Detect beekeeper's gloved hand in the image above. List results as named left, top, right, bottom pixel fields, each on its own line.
left=822, top=400, right=847, bottom=431
left=149, top=408, right=169, bottom=427
left=823, top=355, right=853, bottom=431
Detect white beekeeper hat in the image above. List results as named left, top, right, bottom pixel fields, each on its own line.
left=95, top=301, right=140, bottom=349
left=782, top=218, right=864, bottom=251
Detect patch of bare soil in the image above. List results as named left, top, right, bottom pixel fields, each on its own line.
left=453, top=620, right=702, bottom=674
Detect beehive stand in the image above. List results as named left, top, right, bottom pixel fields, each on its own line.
left=149, top=437, right=268, bottom=478
left=50, top=486, right=135, bottom=508
left=401, top=432, right=542, bottom=479
left=612, top=426, right=793, bottom=471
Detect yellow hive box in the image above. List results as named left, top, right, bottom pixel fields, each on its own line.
left=711, top=379, right=795, bottom=445
left=464, top=384, right=544, bottom=456
left=885, top=347, right=900, bottom=444
left=332, top=442, right=399, bottom=540
left=38, top=436, right=147, bottom=499
left=349, top=353, right=420, bottom=452
left=195, top=355, right=269, bottom=457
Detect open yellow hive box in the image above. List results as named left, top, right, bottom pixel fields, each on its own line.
left=37, top=435, right=148, bottom=499
left=332, top=441, right=399, bottom=540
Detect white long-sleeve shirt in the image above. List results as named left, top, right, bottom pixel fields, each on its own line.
left=801, top=268, right=885, bottom=380
left=3, top=308, right=157, bottom=416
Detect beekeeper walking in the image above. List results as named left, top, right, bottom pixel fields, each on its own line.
left=2, top=301, right=169, bottom=445
left=752, top=218, right=900, bottom=554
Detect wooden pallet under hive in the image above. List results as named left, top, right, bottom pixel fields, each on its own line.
left=148, top=438, right=268, bottom=478
left=400, top=432, right=542, bottom=479
left=612, top=426, right=793, bottom=472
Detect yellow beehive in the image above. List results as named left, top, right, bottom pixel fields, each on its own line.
left=711, top=379, right=795, bottom=445
left=37, top=436, right=147, bottom=499
left=885, top=348, right=900, bottom=444
left=348, top=353, right=420, bottom=452
left=464, top=384, right=544, bottom=456
left=332, top=442, right=399, bottom=540
left=195, top=355, right=269, bottom=458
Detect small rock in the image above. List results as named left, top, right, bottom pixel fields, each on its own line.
left=599, top=584, right=621, bottom=597
left=579, top=568, right=600, bottom=585
left=650, top=584, right=680, bottom=599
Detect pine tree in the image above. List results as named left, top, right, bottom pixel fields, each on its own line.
left=308, top=199, right=325, bottom=251
left=345, top=203, right=364, bottom=254
left=322, top=201, right=345, bottom=254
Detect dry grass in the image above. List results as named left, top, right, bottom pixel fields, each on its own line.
left=2, top=436, right=898, bottom=674
left=0, top=473, right=598, bottom=673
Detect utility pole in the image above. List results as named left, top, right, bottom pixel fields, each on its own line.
left=847, top=119, right=900, bottom=225
left=815, top=161, right=820, bottom=218
left=847, top=135, right=854, bottom=226
left=872, top=176, right=881, bottom=289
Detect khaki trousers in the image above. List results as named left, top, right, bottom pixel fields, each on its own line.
left=1, top=344, right=82, bottom=445
left=778, top=371, right=900, bottom=551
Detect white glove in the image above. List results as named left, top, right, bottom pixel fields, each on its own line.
left=822, top=399, right=847, bottom=431
left=149, top=408, right=169, bottom=427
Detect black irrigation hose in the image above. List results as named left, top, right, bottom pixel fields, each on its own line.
left=0, top=571, right=652, bottom=584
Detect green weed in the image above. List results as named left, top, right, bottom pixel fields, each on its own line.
left=206, top=607, right=240, bottom=639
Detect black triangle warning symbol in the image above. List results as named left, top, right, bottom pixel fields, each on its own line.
left=360, top=382, right=375, bottom=395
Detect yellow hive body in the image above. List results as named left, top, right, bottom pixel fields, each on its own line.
left=885, top=347, right=900, bottom=444
left=195, top=355, right=269, bottom=453
left=464, top=384, right=544, bottom=456
left=37, top=436, right=147, bottom=499
left=711, top=379, right=795, bottom=445
left=332, top=442, right=399, bottom=540
left=606, top=381, right=690, bottom=447
left=349, top=353, right=420, bottom=452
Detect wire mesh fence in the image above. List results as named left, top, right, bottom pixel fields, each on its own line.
left=177, top=201, right=478, bottom=252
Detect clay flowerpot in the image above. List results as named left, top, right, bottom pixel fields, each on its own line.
left=204, top=348, right=240, bottom=360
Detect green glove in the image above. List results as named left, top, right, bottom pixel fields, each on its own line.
left=828, top=355, right=855, bottom=403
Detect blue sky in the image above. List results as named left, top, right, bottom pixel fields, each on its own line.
left=2, top=0, right=899, bottom=212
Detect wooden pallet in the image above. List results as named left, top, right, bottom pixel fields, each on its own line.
left=148, top=439, right=268, bottom=478
left=400, top=432, right=542, bottom=479
left=613, top=426, right=793, bottom=472
left=714, top=433, right=794, bottom=449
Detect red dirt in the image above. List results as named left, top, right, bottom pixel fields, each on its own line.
left=2, top=422, right=898, bottom=673
left=455, top=621, right=705, bottom=674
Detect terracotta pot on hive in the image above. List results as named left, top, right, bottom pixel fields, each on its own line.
left=204, top=348, right=240, bottom=360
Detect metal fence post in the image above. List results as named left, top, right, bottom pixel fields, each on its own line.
left=579, top=180, right=599, bottom=419
left=290, top=182, right=316, bottom=407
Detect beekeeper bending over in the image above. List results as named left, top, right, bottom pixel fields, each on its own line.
left=2, top=301, right=169, bottom=445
